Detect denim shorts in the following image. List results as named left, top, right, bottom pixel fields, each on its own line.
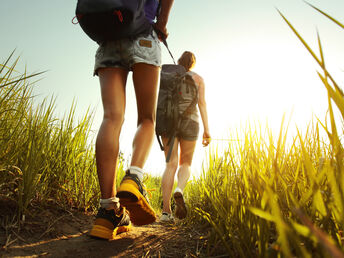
left=177, top=118, right=199, bottom=141
left=94, top=30, right=161, bottom=75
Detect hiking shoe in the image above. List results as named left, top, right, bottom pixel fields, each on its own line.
left=89, top=207, right=131, bottom=240
left=173, top=191, right=187, bottom=219
left=116, top=170, right=156, bottom=226
left=160, top=212, right=175, bottom=223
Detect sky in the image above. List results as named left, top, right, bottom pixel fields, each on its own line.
left=1, top=0, right=344, bottom=177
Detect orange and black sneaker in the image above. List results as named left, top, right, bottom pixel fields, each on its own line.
left=173, top=191, right=187, bottom=219
left=116, top=170, right=156, bottom=226
left=89, top=207, right=131, bottom=240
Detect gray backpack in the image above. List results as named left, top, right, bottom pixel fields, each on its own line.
left=155, top=64, right=198, bottom=162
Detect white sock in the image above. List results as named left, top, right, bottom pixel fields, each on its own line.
left=129, top=166, right=143, bottom=181
left=174, top=187, right=183, bottom=194
left=100, top=197, right=120, bottom=210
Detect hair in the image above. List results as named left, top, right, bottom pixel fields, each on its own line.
left=177, top=51, right=196, bottom=71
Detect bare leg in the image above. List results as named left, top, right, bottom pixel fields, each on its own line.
left=171, top=139, right=196, bottom=219
left=177, top=139, right=197, bottom=191
left=96, top=68, right=128, bottom=199
left=161, top=137, right=179, bottom=214
left=116, top=63, right=159, bottom=226
left=131, top=63, right=160, bottom=167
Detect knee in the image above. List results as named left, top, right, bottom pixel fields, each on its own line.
left=179, top=156, right=193, bottom=167
left=179, top=163, right=191, bottom=171
left=137, top=113, right=155, bottom=127
left=103, top=111, right=124, bottom=126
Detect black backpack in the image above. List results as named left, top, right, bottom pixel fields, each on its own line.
left=74, top=0, right=153, bottom=43
left=156, top=64, right=199, bottom=162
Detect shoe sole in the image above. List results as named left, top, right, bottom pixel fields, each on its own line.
left=173, top=192, right=187, bottom=219
left=117, top=182, right=156, bottom=226
left=89, top=223, right=131, bottom=240
left=160, top=218, right=175, bottom=224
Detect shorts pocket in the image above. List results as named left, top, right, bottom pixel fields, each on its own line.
left=134, top=33, right=160, bottom=62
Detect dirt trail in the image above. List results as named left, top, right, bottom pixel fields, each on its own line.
left=0, top=210, right=209, bottom=257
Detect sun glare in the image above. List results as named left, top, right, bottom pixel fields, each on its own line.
left=197, top=41, right=329, bottom=144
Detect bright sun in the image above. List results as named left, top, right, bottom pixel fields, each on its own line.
left=196, top=42, right=329, bottom=144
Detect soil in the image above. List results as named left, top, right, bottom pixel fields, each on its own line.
left=0, top=206, right=216, bottom=258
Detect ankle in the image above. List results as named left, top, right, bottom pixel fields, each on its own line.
left=100, top=197, right=120, bottom=210
left=129, top=166, right=144, bottom=181
left=174, top=187, right=183, bottom=194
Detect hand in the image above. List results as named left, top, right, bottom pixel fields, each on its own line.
left=202, top=132, right=211, bottom=147
left=154, top=17, right=168, bottom=41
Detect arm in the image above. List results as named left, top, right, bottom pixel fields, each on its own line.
left=154, top=0, right=174, bottom=40
left=197, top=76, right=211, bottom=147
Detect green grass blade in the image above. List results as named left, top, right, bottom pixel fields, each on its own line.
left=305, top=1, right=344, bottom=29
left=277, top=9, right=322, bottom=67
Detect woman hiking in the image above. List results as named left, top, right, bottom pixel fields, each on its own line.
left=89, top=0, right=175, bottom=240
left=160, top=51, right=211, bottom=222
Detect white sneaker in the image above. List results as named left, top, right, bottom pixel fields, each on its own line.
left=160, top=212, right=174, bottom=223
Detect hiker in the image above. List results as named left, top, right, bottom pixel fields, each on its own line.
left=88, top=0, right=175, bottom=240
left=160, top=51, right=211, bottom=222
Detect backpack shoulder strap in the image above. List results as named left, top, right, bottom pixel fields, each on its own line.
left=165, top=134, right=176, bottom=162
left=153, top=27, right=176, bottom=64
left=156, top=134, right=164, bottom=151
left=161, top=37, right=176, bottom=64
left=155, top=132, right=176, bottom=162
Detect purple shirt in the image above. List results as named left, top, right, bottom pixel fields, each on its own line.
left=145, top=0, right=159, bottom=24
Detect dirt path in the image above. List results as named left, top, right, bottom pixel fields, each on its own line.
left=0, top=209, right=209, bottom=257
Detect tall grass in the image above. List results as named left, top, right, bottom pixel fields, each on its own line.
left=0, top=52, right=99, bottom=219
left=1, top=3, right=343, bottom=257
left=185, top=4, right=344, bottom=257
left=0, top=53, right=163, bottom=226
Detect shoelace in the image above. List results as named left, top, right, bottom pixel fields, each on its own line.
left=141, top=173, right=155, bottom=199
left=144, top=187, right=155, bottom=199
